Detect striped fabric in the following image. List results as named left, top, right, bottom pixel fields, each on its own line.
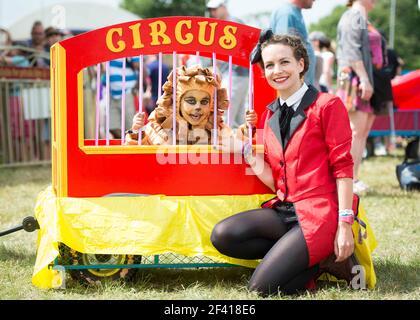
left=109, top=57, right=139, bottom=99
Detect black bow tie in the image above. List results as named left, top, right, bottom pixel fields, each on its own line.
left=279, top=102, right=295, bottom=141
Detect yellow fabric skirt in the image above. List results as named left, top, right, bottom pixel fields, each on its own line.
left=32, top=187, right=377, bottom=289
left=32, top=187, right=274, bottom=289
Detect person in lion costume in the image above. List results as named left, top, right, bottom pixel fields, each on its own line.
left=125, top=65, right=256, bottom=145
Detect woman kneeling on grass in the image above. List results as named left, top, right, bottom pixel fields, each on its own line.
left=212, top=30, right=357, bottom=296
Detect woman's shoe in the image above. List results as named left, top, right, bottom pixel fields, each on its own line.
left=318, top=253, right=359, bottom=285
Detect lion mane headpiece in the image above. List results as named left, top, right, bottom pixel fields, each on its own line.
left=152, top=65, right=229, bottom=129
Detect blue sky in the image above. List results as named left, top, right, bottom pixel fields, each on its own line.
left=0, top=0, right=347, bottom=28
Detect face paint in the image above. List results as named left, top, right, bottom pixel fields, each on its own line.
left=180, top=90, right=211, bottom=126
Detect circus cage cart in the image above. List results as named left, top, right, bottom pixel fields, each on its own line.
left=0, top=17, right=376, bottom=289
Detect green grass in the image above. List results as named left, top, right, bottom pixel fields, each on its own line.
left=0, top=155, right=419, bottom=300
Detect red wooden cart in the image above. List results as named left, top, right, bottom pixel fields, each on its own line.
left=31, top=17, right=281, bottom=287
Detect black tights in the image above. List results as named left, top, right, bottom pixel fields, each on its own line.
left=211, top=208, right=319, bottom=296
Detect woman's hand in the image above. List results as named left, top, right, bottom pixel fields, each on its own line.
left=207, top=110, right=225, bottom=129
left=217, top=109, right=225, bottom=128
left=125, top=133, right=139, bottom=145
left=246, top=110, right=258, bottom=128
left=334, top=222, right=355, bottom=262
left=132, top=112, right=146, bottom=131
left=359, top=79, right=373, bottom=101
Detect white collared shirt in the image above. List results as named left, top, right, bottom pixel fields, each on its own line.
left=279, top=83, right=309, bottom=111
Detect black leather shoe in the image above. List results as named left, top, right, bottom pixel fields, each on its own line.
left=318, top=253, right=359, bottom=285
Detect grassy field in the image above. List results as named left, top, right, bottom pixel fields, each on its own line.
left=0, top=155, right=419, bottom=300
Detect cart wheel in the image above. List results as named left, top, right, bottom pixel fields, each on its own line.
left=22, top=216, right=39, bottom=232
left=58, top=244, right=141, bottom=284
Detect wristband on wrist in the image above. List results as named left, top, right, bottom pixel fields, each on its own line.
left=339, top=209, right=354, bottom=225
left=339, top=215, right=354, bottom=225
left=339, top=209, right=354, bottom=215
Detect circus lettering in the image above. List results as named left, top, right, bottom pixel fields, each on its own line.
left=105, top=19, right=239, bottom=53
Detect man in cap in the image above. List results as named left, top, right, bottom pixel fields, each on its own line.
left=308, top=31, right=326, bottom=91
left=43, top=27, right=65, bottom=66
left=270, top=0, right=317, bottom=86
left=205, top=0, right=250, bottom=130
left=207, top=0, right=235, bottom=22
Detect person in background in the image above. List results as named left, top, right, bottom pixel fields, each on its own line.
left=26, top=21, right=48, bottom=68
left=270, top=0, right=316, bottom=86
left=382, top=45, right=404, bottom=154
left=369, top=27, right=393, bottom=118
left=41, top=27, right=65, bottom=159
left=384, top=48, right=404, bottom=80
left=0, top=29, right=30, bottom=67
left=308, top=31, right=324, bottom=91
left=146, top=55, right=170, bottom=115
left=206, top=0, right=250, bottom=129
left=43, top=27, right=64, bottom=66
left=0, top=46, right=30, bottom=67
left=108, top=57, right=151, bottom=139
left=370, top=30, right=401, bottom=156
left=319, top=35, right=335, bottom=93
left=0, top=29, right=34, bottom=161
left=0, top=28, right=12, bottom=52
left=336, top=0, right=378, bottom=194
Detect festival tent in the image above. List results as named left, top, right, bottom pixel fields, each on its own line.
left=7, top=2, right=141, bottom=40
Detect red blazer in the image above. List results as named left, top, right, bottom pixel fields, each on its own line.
left=262, top=85, right=354, bottom=266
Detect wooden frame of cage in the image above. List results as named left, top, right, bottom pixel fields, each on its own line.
left=50, top=16, right=276, bottom=198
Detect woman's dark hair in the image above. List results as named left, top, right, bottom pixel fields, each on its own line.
left=259, top=34, right=310, bottom=79
left=347, top=0, right=355, bottom=7
left=319, top=37, right=331, bottom=50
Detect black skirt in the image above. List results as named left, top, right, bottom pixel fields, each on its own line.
left=371, top=68, right=394, bottom=115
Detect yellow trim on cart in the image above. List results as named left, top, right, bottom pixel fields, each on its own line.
left=79, top=144, right=265, bottom=155
left=50, top=46, right=57, bottom=194
left=51, top=43, right=68, bottom=197
left=78, top=71, right=84, bottom=150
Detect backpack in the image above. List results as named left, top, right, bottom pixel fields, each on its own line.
left=396, top=138, right=420, bottom=190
